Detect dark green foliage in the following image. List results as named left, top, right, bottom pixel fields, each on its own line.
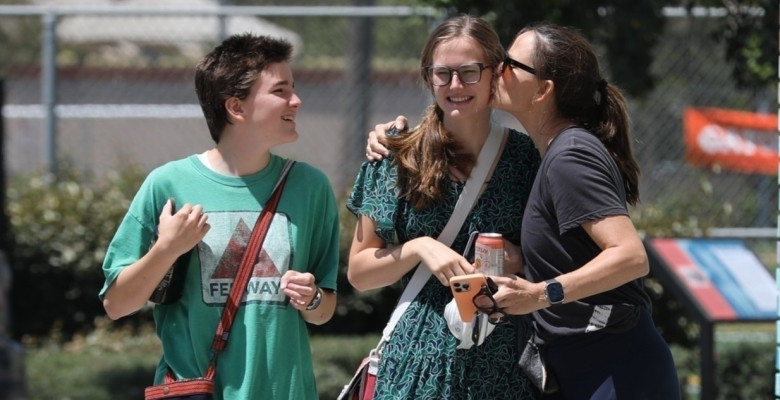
left=0, top=10, right=41, bottom=74
left=24, top=322, right=380, bottom=400
left=24, top=320, right=160, bottom=400
left=715, top=341, right=775, bottom=399
left=6, top=163, right=146, bottom=340
left=23, top=327, right=771, bottom=400
left=671, top=340, right=775, bottom=400
left=420, top=0, right=667, bottom=97
left=714, top=0, right=778, bottom=90
left=311, top=334, right=380, bottom=399
left=645, top=274, right=700, bottom=347
left=420, top=0, right=776, bottom=96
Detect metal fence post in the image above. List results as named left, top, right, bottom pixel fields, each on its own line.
left=42, top=10, right=58, bottom=175
left=775, top=7, right=780, bottom=399
left=343, top=0, right=375, bottom=174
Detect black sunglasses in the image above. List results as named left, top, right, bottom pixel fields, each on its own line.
left=472, top=277, right=510, bottom=325
left=503, top=56, right=536, bottom=75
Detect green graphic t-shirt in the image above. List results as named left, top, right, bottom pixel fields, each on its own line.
left=100, top=154, right=339, bottom=400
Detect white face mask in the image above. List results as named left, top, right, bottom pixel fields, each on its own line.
left=444, top=299, right=496, bottom=349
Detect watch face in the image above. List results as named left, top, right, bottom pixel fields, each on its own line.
left=546, top=280, right=564, bottom=304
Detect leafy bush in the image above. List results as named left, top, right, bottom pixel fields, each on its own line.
left=715, top=341, right=775, bottom=399
left=24, top=326, right=772, bottom=400
left=7, top=164, right=146, bottom=340
left=311, top=334, right=379, bottom=399
left=670, top=339, right=775, bottom=400
left=24, top=320, right=379, bottom=400
left=25, top=319, right=159, bottom=400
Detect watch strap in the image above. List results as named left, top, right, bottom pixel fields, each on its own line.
left=306, top=287, right=323, bottom=310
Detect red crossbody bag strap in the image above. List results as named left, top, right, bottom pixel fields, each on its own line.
left=203, top=159, right=295, bottom=380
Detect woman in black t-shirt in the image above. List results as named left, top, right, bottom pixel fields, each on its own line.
left=484, top=23, right=680, bottom=400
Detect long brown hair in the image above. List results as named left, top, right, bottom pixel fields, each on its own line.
left=521, top=23, right=641, bottom=205
left=387, top=15, right=504, bottom=210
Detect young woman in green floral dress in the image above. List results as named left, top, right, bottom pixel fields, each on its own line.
left=346, top=15, right=540, bottom=400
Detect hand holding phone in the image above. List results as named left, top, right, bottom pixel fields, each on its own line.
left=449, top=273, right=489, bottom=322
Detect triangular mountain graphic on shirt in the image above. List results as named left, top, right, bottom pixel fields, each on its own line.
left=210, top=217, right=282, bottom=279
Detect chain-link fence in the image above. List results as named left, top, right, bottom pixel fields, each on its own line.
left=632, top=13, right=777, bottom=233
left=0, top=5, right=776, bottom=232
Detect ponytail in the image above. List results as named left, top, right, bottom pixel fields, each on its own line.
left=593, top=83, right=640, bottom=205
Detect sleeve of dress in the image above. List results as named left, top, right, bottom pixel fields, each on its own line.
left=345, top=158, right=399, bottom=245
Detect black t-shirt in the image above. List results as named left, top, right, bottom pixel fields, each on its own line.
left=521, top=127, right=650, bottom=342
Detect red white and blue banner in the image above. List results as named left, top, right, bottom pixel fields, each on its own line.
left=649, top=238, right=777, bottom=321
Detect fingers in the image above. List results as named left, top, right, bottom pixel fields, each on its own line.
left=171, top=203, right=210, bottom=238
left=188, top=204, right=206, bottom=223
left=158, top=201, right=174, bottom=228
left=473, top=294, right=494, bottom=309
left=365, top=116, right=408, bottom=162
left=434, top=258, right=475, bottom=286
left=436, top=271, right=452, bottom=286
left=366, top=142, right=386, bottom=162
left=280, top=271, right=317, bottom=309
left=367, top=126, right=390, bottom=161
left=393, top=115, right=408, bottom=131
left=162, top=198, right=174, bottom=216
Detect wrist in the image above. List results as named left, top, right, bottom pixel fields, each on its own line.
left=305, top=286, right=323, bottom=311
left=539, top=279, right=565, bottom=306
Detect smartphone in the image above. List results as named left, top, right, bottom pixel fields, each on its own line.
left=449, top=273, right=489, bottom=322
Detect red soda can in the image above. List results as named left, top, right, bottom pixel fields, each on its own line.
left=474, top=233, right=504, bottom=276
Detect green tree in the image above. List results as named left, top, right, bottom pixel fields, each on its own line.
left=418, top=0, right=777, bottom=96
left=714, top=0, right=778, bottom=89
left=0, top=0, right=41, bottom=74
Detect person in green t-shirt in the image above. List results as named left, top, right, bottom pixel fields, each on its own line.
left=99, top=34, right=339, bottom=400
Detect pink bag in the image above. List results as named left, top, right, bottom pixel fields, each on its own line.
left=337, top=351, right=379, bottom=400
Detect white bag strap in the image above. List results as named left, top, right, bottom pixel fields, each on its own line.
left=377, top=125, right=507, bottom=349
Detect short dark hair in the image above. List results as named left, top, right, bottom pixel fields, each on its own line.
left=195, top=34, right=293, bottom=143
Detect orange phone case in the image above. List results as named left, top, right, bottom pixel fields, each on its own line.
left=449, top=273, right=488, bottom=322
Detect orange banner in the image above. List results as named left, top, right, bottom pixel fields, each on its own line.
left=683, top=107, right=778, bottom=175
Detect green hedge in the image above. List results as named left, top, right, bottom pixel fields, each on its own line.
left=23, top=324, right=774, bottom=400
left=23, top=321, right=379, bottom=400
left=6, top=164, right=146, bottom=339
left=670, top=339, right=775, bottom=400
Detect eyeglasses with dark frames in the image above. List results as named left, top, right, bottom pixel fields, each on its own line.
left=472, top=277, right=510, bottom=325
left=503, top=56, right=536, bottom=75
left=426, top=63, right=489, bottom=87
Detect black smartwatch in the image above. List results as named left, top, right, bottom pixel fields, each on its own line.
left=305, top=287, right=323, bottom=311
left=543, top=279, right=564, bottom=305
